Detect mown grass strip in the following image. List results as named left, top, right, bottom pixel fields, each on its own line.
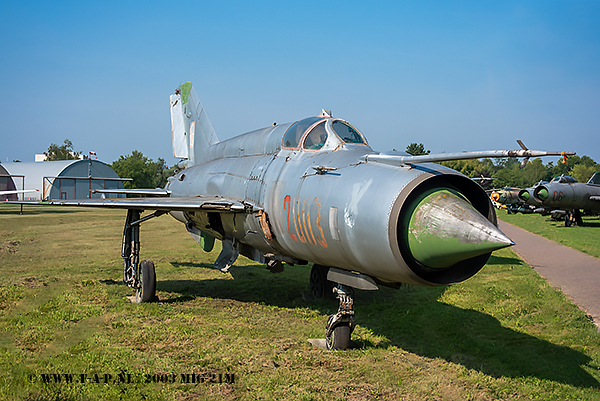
left=498, top=211, right=600, bottom=259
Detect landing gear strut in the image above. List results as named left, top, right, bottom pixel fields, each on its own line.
left=565, top=210, right=584, bottom=227
left=325, top=285, right=356, bottom=350
left=122, top=209, right=162, bottom=302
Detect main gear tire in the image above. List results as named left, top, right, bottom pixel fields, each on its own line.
left=136, top=260, right=157, bottom=303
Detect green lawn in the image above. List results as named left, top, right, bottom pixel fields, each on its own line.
left=498, top=211, right=600, bottom=259
left=1, top=205, right=600, bottom=400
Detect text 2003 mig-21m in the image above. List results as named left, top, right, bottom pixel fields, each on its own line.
left=55, top=82, right=574, bottom=349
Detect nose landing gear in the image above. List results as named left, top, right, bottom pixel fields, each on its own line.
left=326, top=285, right=356, bottom=350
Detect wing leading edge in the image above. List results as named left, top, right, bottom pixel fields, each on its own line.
left=92, top=188, right=171, bottom=196
left=49, top=196, right=260, bottom=213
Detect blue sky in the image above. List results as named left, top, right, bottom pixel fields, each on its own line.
left=1, top=1, right=599, bottom=168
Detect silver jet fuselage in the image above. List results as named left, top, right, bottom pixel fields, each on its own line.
left=167, top=116, right=498, bottom=287
left=532, top=174, right=600, bottom=213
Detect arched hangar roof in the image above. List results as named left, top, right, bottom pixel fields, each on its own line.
left=1, top=160, right=125, bottom=200
left=0, top=164, right=18, bottom=200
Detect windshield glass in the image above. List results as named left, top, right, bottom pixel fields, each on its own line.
left=282, top=117, right=324, bottom=148
left=332, top=120, right=366, bottom=144
left=551, top=175, right=577, bottom=183
left=303, top=122, right=328, bottom=150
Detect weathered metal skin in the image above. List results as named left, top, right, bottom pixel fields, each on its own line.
left=517, top=181, right=547, bottom=207
left=167, top=117, right=502, bottom=287
left=490, top=187, right=522, bottom=205
left=533, top=180, right=600, bottom=212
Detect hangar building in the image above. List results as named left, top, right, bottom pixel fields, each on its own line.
left=0, top=159, right=129, bottom=200
left=0, top=164, right=19, bottom=201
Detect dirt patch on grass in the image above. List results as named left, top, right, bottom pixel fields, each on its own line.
left=21, top=277, right=47, bottom=288
left=1, top=240, right=20, bottom=253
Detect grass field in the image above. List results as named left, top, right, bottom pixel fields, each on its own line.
left=1, top=205, right=600, bottom=400
left=498, top=212, right=600, bottom=259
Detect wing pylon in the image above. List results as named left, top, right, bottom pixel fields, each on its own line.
left=363, top=147, right=575, bottom=168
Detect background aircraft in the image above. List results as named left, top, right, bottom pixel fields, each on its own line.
left=519, top=173, right=600, bottom=226
left=489, top=187, right=539, bottom=215
left=18, top=82, right=574, bottom=349
left=471, top=175, right=497, bottom=190
left=517, top=180, right=547, bottom=209
left=489, top=187, right=524, bottom=210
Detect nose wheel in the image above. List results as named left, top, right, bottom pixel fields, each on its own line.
left=325, top=285, right=356, bottom=350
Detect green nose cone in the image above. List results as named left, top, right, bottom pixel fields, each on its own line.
left=537, top=188, right=549, bottom=201
left=406, top=189, right=514, bottom=269
left=521, top=191, right=530, bottom=201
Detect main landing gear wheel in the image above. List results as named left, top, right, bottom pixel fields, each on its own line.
left=565, top=214, right=572, bottom=227
left=310, top=264, right=335, bottom=299
left=136, top=260, right=157, bottom=303
left=122, top=210, right=163, bottom=303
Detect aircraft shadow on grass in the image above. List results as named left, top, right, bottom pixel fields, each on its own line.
left=581, top=221, right=600, bottom=228
left=544, top=217, right=600, bottom=228
left=0, top=207, right=84, bottom=216
left=157, top=262, right=599, bottom=390
left=483, top=255, right=523, bottom=265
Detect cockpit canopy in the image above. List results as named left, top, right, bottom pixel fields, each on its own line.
left=550, top=175, right=578, bottom=184
left=282, top=116, right=368, bottom=151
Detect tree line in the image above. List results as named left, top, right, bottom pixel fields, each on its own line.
left=111, top=151, right=177, bottom=189
left=405, top=142, right=599, bottom=188
left=42, top=139, right=599, bottom=190
left=43, top=139, right=176, bottom=189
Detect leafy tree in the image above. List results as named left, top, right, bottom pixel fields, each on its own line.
left=44, top=139, right=81, bottom=161
left=570, top=164, right=598, bottom=183
left=158, top=165, right=178, bottom=188
left=576, top=155, right=598, bottom=168
left=439, top=159, right=495, bottom=179
left=435, top=151, right=599, bottom=188
left=546, top=155, right=599, bottom=181
left=493, top=163, right=525, bottom=188
left=405, top=143, right=430, bottom=156
left=521, top=158, right=548, bottom=186
left=549, top=156, right=575, bottom=178
left=111, top=151, right=175, bottom=189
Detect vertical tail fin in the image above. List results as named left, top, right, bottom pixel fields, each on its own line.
left=588, top=172, right=600, bottom=185
left=170, top=82, right=219, bottom=166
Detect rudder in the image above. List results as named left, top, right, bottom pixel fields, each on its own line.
left=170, top=82, right=219, bottom=166
left=588, top=172, right=600, bottom=185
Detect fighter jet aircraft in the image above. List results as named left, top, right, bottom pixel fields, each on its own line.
left=471, top=175, right=497, bottom=190
left=518, top=173, right=600, bottom=226
left=490, top=187, right=521, bottom=206
left=489, top=187, right=539, bottom=215
left=517, top=180, right=548, bottom=208
left=489, top=187, right=526, bottom=212
left=37, top=82, right=574, bottom=349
